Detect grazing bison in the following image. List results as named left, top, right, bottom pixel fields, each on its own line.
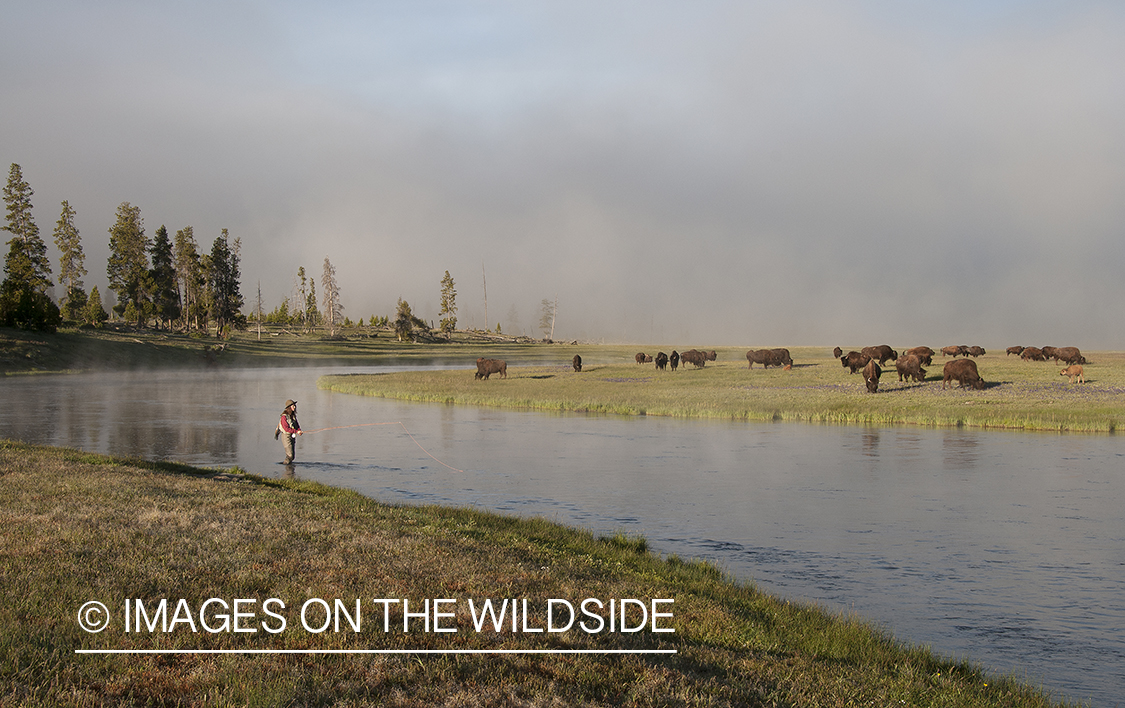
left=747, top=348, right=792, bottom=369
left=1053, top=346, right=1085, bottom=365
left=572, top=354, right=582, bottom=372
left=863, top=359, right=882, bottom=393
left=654, top=352, right=668, bottom=370
left=940, top=345, right=963, bottom=357
left=669, top=351, right=680, bottom=371
left=942, top=359, right=985, bottom=390
left=1059, top=364, right=1085, bottom=383
left=1006, top=346, right=1025, bottom=357
left=1020, top=347, right=1046, bottom=362
left=841, top=351, right=871, bottom=374
left=894, top=354, right=927, bottom=383
left=904, top=346, right=934, bottom=366
left=475, top=358, right=508, bottom=380
left=861, top=345, right=898, bottom=365
left=967, top=346, right=986, bottom=357
left=680, top=349, right=707, bottom=368
left=832, top=346, right=843, bottom=359
left=635, top=352, right=647, bottom=364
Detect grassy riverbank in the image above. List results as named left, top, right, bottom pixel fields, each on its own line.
left=1, top=440, right=1071, bottom=707
left=319, top=347, right=1125, bottom=433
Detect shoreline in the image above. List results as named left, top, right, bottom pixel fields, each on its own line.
left=1, top=440, right=1072, bottom=707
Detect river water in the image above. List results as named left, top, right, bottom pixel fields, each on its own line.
left=2, top=366, right=1122, bottom=706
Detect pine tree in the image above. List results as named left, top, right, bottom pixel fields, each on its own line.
left=106, top=202, right=150, bottom=326
left=321, top=257, right=344, bottom=336
left=149, top=225, right=181, bottom=329
left=1, top=164, right=60, bottom=331
left=84, top=285, right=109, bottom=327
left=439, top=270, right=457, bottom=338
left=173, top=226, right=203, bottom=330
left=394, top=298, right=415, bottom=341
left=207, top=229, right=243, bottom=336
left=306, top=278, right=319, bottom=327
left=296, top=266, right=308, bottom=330
left=53, top=200, right=87, bottom=322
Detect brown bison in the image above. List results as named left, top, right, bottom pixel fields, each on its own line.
left=904, top=346, right=934, bottom=366
left=942, top=359, right=985, bottom=390
left=680, top=349, right=707, bottom=368
left=1041, top=346, right=1058, bottom=361
left=832, top=346, right=843, bottom=359
left=861, top=345, right=898, bottom=365
left=747, top=348, right=792, bottom=369
left=1020, top=347, right=1046, bottom=361
left=1053, top=347, right=1085, bottom=365
left=863, top=359, right=881, bottom=393
left=1006, top=346, right=1025, bottom=357
left=967, top=346, right=986, bottom=357
left=475, top=358, right=508, bottom=380
left=706, top=350, right=717, bottom=362
left=572, top=354, right=582, bottom=372
left=1059, top=364, right=1085, bottom=383
left=894, top=354, right=927, bottom=383
left=654, top=352, right=668, bottom=370
left=669, top=351, right=680, bottom=371
left=841, top=351, right=871, bottom=374
left=635, top=352, right=647, bottom=364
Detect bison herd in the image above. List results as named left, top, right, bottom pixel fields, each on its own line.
left=471, top=342, right=1089, bottom=393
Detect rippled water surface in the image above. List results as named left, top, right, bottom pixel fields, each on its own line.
left=2, top=367, right=1122, bottom=706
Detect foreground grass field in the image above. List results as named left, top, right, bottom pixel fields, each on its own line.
left=320, top=347, right=1125, bottom=433
left=1, top=440, right=1072, bottom=707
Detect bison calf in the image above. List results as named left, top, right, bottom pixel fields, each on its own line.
left=942, top=359, right=985, bottom=390
left=1059, top=365, right=1085, bottom=383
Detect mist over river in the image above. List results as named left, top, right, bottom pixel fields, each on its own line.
left=2, top=366, right=1122, bottom=706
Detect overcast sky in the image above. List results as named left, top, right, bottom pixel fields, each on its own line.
left=3, top=1, right=1123, bottom=347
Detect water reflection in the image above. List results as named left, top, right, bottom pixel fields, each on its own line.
left=1, top=368, right=1123, bottom=706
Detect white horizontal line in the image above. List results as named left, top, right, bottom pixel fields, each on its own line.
left=76, top=649, right=677, bottom=655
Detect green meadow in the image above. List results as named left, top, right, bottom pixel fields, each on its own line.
left=0, top=441, right=1072, bottom=707
left=320, top=347, right=1125, bottom=433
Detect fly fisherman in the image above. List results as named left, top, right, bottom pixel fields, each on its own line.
left=276, top=399, right=302, bottom=464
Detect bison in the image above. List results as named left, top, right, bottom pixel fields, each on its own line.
left=1053, top=347, right=1084, bottom=365
left=904, top=346, right=934, bottom=366
left=654, top=352, right=668, bottom=370
left=706, top=350, right=717, bottom=362
left=635, top=352, right=647, bottom=364
left=861, top=345, right=898, bottom=365
left=1020, top=347, right=1046, bottom=362
left=942, top=359, right=985, bottom=390
left=572, top=354, right=582, bottom=372
left=967, top=346, right=986, bottom=357
left=894, top=354, right=927, bottom=383
left=841, top=351, right=871, bottom=374
left=475, top=358, right=508, bottom=380
left=832, top=346, right=843, bottom=359
left=669, top=351, right=680, bottom=371
left=1006, top=346, right=1025, bottom=357
left=747, top=348, right=792, bottom=369
left=680, top=349, right=707, bottom=368
left=863, top=359, right=882, bottom=393
left=1059, top=364, right=1085, bottom=383
left=1041, top=346, right=1058, bottom=361
left=940, top=345, right=964, bottom=357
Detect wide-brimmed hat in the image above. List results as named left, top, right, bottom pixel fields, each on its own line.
left=284, top=399, right=297, bottom=409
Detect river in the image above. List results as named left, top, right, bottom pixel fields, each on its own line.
left=2, top=365, right=1122, bottom=706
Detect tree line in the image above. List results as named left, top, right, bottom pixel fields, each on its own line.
left=4, top=163, right=559, bottom=340
left=1, top=163, right=243, bottom=335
